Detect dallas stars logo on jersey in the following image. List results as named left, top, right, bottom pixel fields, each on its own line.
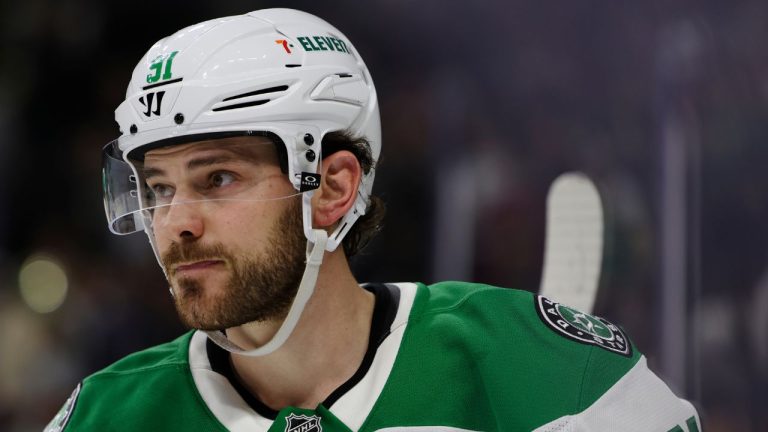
left=535, top=295, right=632, bottom=357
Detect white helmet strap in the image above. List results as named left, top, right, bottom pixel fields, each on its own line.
left=204, top=228, right=328, bottom=356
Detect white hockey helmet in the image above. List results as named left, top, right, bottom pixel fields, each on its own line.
left=102, top=8, right=381, bottom=252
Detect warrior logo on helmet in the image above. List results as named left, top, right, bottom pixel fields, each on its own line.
left=138, top=91, right=164, bottom=117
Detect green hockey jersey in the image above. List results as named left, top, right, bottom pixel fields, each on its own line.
left=47, top=282, right=700, bottom=431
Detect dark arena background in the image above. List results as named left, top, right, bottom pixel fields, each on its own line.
left=0, top=1, right=766, bottom=430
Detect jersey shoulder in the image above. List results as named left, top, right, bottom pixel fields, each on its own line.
left=417, top=281, right=642, bottom=381
left=92, top=330, right=193, bottom=376
left=416, top=281, right=638, bottom=361
left=52, top=331, right=225, bottom=432
left=418, top=280, right=533, bottom=312
left=380, top=281, right=645, bottom=429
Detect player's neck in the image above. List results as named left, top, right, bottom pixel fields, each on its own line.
left=225, top=249, right=375, bottom=410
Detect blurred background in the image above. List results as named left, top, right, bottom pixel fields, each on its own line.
left=0, top=0, right=765, bottom=430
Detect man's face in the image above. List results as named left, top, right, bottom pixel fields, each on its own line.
left=140, top=136, right=306, bottom=331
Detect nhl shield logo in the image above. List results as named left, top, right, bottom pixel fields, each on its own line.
left=535, top=295, right=633, bottom=357
left=284, top=413, right=322, bottom=432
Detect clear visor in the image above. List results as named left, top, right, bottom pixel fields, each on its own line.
left=102, top=135, right=301, bottom=235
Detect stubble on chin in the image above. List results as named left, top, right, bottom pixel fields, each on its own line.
left=172, top=276, right=228, bottom=330
left=163, top=198, right=306, bottom=331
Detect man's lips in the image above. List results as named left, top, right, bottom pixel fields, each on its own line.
left=173, top=260, right=224, bottom=275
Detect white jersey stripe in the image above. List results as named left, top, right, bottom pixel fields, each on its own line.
left=533, top=356, right=700, bottom=432
left=332, top=283, right=418, bottom=430
left=188, top=330, right=274, bottom=431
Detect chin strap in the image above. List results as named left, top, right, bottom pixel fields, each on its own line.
left=204, top=228, right=328, bottom=356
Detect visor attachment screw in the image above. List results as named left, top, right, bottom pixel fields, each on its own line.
left=303, top=133, right=314, bottom=146
left=129, top=124, right=138, bottom=134
left=174, top=113, right=185, bottom=125
left=305, top=149, right=316, bottom=162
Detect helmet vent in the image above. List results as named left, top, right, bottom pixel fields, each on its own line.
left=212, top=99, right=270, bottom=112
left=212, top=85, right=290, bottom=112
left=222, top=85, right=289, bottom=102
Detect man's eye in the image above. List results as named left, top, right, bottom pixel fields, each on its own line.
left=210, top=172, right=236, bottom=188
left=150, top=183, right=174, bottom=198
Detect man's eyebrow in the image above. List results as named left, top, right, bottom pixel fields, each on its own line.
left=186, top=154, right=237, bottom=170
left=143, top=155, right=238, bottom=180
left=143, top=166, right=164, bottom=180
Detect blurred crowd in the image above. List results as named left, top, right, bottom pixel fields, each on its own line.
left=0, top=1, right=766, bottom=430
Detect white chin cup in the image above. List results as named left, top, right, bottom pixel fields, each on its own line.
left=204, top=228, right=328, bottom=356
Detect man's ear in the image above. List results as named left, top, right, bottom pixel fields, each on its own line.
left=311, top=150, right=361, bottom=228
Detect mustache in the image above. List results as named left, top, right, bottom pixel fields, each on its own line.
left=162, top=242, right=231, bottom=273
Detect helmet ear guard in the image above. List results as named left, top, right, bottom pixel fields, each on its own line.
left=301, top=167, right=370, bottom=253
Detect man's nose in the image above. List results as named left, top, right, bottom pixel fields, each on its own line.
left=156, top=198, right=205, bottom=241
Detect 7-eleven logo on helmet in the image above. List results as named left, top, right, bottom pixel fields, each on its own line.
left=276, top=39, right=294, bottom=54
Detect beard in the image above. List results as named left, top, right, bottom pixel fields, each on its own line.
left=160, top=198, right=306, bottom=330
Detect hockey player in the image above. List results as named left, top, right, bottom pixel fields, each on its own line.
left=47, top=8, right=701, bottom=432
